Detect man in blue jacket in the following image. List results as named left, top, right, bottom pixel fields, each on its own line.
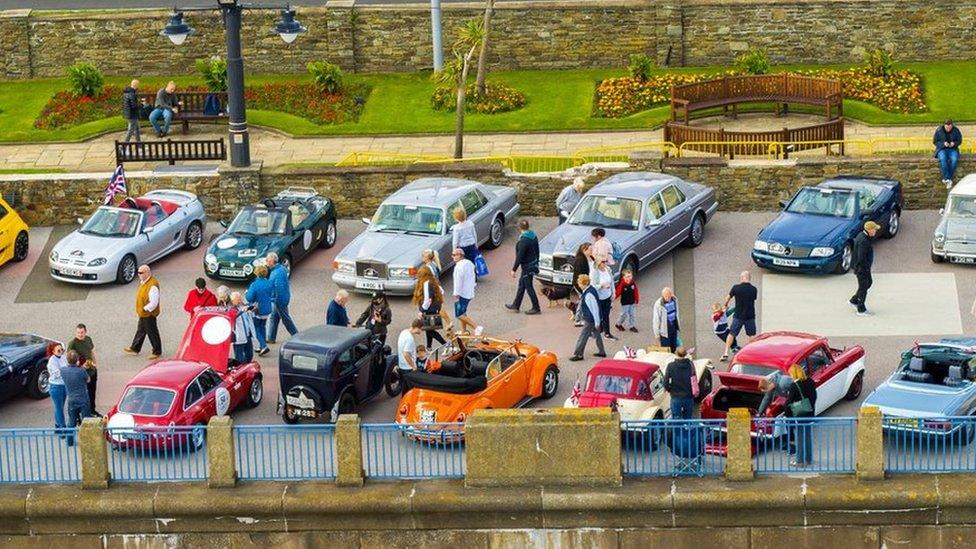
left=266, top=252, right=298, bottom=344
left=326, top=290, right=350, bottom=327
left=934, top=119, right=963, bottom=188
left=569, top=274, right=606, bottom=361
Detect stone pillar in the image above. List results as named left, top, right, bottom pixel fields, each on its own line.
left=725, top=408, right=753, bottom=481
left=0, top=10, right=32, bottom=79
left=325, top=0, right=357, bottom=71
left=856, top=406, right=885, bottom=481
left=335, top=414, right=364, bottom=487
left=466, top=408, right=621, bottom=488
left=79, top=417, right=109, bottom=489
left=655, top=1, right=684, bottom=67
left=207, top=416, right=236, bottom=488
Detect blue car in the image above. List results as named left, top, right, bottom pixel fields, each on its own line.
left=862, top=339, right=976, bottom=442
left=752, top=176, right=902, bottom=274
left=0, top=333, right=57, bottom=403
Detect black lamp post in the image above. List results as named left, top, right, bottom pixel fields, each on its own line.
left=160, top=1, right=306, bottom=168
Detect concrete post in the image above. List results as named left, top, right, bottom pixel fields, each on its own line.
left=207, top=416, right=236, bottom=488
left=79, top=417, right=109, bottom=489
left=856, top=406, right=885, bottom=481
left=725, top=408, right=754, bottom=481
left=335, top=414, right=364, bottom=487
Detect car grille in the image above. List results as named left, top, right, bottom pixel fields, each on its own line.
left=552, top=254, right=575, bottom=273
left=767, top=244, right=812, bottom=258
left=356, top=260, right=388, bottom=279
left=945, top=241, right=976, bottom=255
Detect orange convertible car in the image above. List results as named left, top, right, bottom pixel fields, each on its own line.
left=395, top=335, right=559, bottom=441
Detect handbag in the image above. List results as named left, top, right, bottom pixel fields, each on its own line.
left=788, top=382, right=814, bottom=416
left=690, top=371, right=699, bottom=398
left=421, top=314, right=443, bottom=331
left=474, top=253, right=489, bottom=277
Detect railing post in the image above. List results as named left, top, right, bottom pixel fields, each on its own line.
left=207, top=416, right=237, bottom=488
left=335, top=414, right=364, bottom=487
left=725, top=408, right=754, bottom=481
left=856, top=406, right=885, bottom=481
left=79, top=417, right=109, bottom=489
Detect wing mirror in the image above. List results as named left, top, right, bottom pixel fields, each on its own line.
left=778, top=200, right=787, bottom=209
left=940, top=207, right=945, bottom=215
left=361, top=217, right=371, bottom=225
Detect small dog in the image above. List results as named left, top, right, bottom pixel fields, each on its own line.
left=542, top=285, right=572, bottom=308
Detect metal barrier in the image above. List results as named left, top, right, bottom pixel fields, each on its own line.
left=884, top=416, right=976, bottom=473
left=106, top=426, right=208, bottom=482
left=753, top=416, right=857, bottom=474
left=335, top=152, right=448, bottom=167
left=361, top=423, right=465, bottom=479
left=235, top=424, right=336, bottom=481
left=621, top=419, right=727, bottom=477
left=575, top=141, right=679, bottom=162
left=0, top=428, right=80, bottom=484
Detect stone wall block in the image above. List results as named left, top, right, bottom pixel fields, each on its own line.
left=207, top=415, right=237, bottom=488
left=335, top=414, right=364, bottom=487
left=856, top=406, right=885, bottom=481
left=725, top=408, right=753, bottom=481
left=79, top=417, right=109, bottom=490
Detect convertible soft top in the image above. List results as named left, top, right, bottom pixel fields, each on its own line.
left=401, top=370, right=488, bottom=395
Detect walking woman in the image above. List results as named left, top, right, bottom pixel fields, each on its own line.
left=46, top=343, right=67, bottom=432
left=652, top=287, right=680, bottom=352
left=785, top=364, right=817, bottom=467
left=245, top=265, right=274, bottom=356
left=451, top=208, right=479, bottom=262
left=413, top=265, right=448, bottom=348
left=591, top=256, right=615, bottom=340
left=355, top=291, right=393, bottom=345
left=570, top=243, right=593, bottom=326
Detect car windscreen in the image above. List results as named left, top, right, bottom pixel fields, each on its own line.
left=947, top=196, right=976, bottom=218
left=588, top=374, right=634, bottom=395
left=786, top=188, right=856, bottom=218
left=118, top=386, right=176, bottom=417
left=80, top=208, right=141, bottom=238
left=370, top=204, right=443, bottom=235
left=567, top=195, right=642, bottom=230
left=730, top=363, right=779, bottom=377
left=227, top=208, right=289, bottom=236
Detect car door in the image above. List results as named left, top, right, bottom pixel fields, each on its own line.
left=0, top=357, right=20, bottom=401
left=156, top=206, right=185, bottom=257
left=286, top=202, right=316, bottom=262
left=637, top=193, right=668, bottom=264
left=649, top=371, right=671, bottom=418
left=497, top=347, right=529, bottom=405
left=331, top=348, right=358, bottom=405
left=182, top=378, right=212, bottom=425
left=350, top=342, right=373, bottom=400
left=659, top=185, right=691, bottom=250
left=461, top=189, right=491, bottom=244
left=804, top=346, right=847, bottom=414
left=441, top=202, right=462, bottom=267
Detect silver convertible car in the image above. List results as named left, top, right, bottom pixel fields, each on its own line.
left=537, top=172, right=717, bottom=287
left=332, top=178, right=519, bottom=295
left=49, top=190, right=206, bottom=284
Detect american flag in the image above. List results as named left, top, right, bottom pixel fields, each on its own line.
left=622, top=346, right=638, bottom=359
left=103, top=165, right=128, bottom=205
left=570, top=376, right=582, bottom=405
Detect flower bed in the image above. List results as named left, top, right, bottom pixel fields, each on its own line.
left=431, top=82, right=526, bottom=114
left=34, top=85, right=122, bottom=130
left=245, top=82, right=370, bottom=125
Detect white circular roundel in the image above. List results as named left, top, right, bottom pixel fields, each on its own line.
left=215, top=387, right=231, bottom=416
left=216, top=237, right=238, bottom=250
left=303, top=229, right=312, bottom=250
left=201, top=316, right=232, bottom=345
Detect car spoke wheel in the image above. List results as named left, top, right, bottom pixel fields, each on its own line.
left=844, top=371, right=864, bottom=401
left=385, top=366, right=403, bottom=397
left=541, top=365, right=559, bottom=399
left=835, top=244, right=852, bottom=274
left=485, top=216, right=504, bottom=249
left=26, top=363, right=49, bottom=399
left=687, top=214, right=705, bottom=247
left=117, top=255, right=137, bottom=284
left=245, top=377, right=263, bottom=408
left=885, top=210, right=900, bottom=238
left=13, top=231, right=29, bottom=262
left=320, top=220, right=337, bottom=249
left=184, top=222, right=203, bottom=250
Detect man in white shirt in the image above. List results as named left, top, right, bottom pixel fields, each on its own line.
left=397, top=319, right=424, bottom=371
left=124, top=265, right=163, bottom=359
left=451, top=248, right=482, bottom=335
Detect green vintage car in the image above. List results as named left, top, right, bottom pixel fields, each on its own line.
left=204, top=187, right=337, bottom=281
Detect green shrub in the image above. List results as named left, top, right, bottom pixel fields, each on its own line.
left=307, top=61, right=343, bottom=94
left=864, top=48, right=895, bottom=78
left=66, top=63, right=104, bottom=98
left=628, top=54, right=655, bottom=82
left=195, top=56, right=228, bottom=92
left=734, top=49, right=771, bottom=75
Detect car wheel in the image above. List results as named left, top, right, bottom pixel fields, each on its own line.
left=282, top=406, right=300, bottom=425
left=116, top=254, right=137, bottom=284
left=319, top=220, right=337, bottom=249
left=281, top=254, right=293, bottom=273
left=183, top=221, right=204, bottom=250
left=384, top=365, right=403, bottom=397
left=484, top=216, right=504, bottom=250
left=12, top=231, right=29, bottom=262
left=540, top=365, right=559, bottom=399
left=245, top=376, right=263, bottom=408
left=26, top=360, right=50, bottom=399
left=931, top=251, right=945, bottom=263
left=696, top=371, right=712, bottom=403
left=685, top=213, right=706, bottom=247
left=331, top=392, right=357, bottom=423
left=834, top=243, right=852, bottom=274
left=844, top=371, right=864, bottom=401
left=883, top=209, right=900, bottom=239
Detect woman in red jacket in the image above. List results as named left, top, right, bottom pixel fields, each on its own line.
left=183, top=277, right=217, bottom=316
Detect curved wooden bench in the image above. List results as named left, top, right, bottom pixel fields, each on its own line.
left=670, top=75, right=842, bottom=124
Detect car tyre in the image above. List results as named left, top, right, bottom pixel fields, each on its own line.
left=696, top=371, right=712, bottom=403
left=834, top=243, right=852, bottom=274
left=844, top=371, right=864, bottom=401
left=883, top=209, right=900, bottom=239
left=484, top=215, right=505, bottom=250
left=684, top=213, right=706, bottom=248
left=540, top=365, right=559, bottom=399
left=244, top=376, right=263, bottom=408
left=319, top=219, right=337, bottom=249
left=13, top=231, right=29, bottom=262
left=116, top=254, right=137, bottom=284
left=184, top=221, right=204, bottom=250
left=931, top=251, right=945, bottom=263
left=384, top=359, right=403, bottom=397
left=26, top=360, right=50, bottom=399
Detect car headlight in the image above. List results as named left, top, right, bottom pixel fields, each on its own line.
left=753, top=240, right=769, bottom=252
left=389, top=266, right=416, bottom=279
left=243, top=263, right=254, bottom=275
left=333, top=260, right=355, bottom=274
left=87, top=257, right=107, bottom=267
left=935, top=232, right=946, bottom=243
left=205, top=253, right=217, bottom=264
left=50, top=250, right=59, bottom=262
left=540, top=254, right=553, bottom=269
left=810, top=246, right=834, bottom=257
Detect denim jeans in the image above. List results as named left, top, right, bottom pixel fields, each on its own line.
left=512, top=272, right=540, bottom=310
left=267, top=301, right=298, bottom=341
left=617, top=303, right=636, bottom=328
left=49, top=384, right=66, bottom=430
left=670, top=396, right=695, bottom=420
left=149, top=108, right=173, bottom=135
left=790, top=419, right=814, bottom=464
left=124, top=119, right=141, bottom=142
left=253, top=315, right=268, bottom=349
left=65, top=399, right=91, bottom=446
left=572, top=320, right=605, bottom=357
left=938, top=148, right=960, bottom=181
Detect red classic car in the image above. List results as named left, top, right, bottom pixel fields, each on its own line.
left=105, top=308, right=263, bottom=450
left=700, top=331, right=865, bottom=453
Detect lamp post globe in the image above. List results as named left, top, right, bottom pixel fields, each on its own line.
left=160, top=12, right=194, bottom=46
left=274, top=9, right=307, bottom=44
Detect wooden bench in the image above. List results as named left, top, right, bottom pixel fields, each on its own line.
left=670, top=75, right=842, bottom=124
left=138, top=91, right=229, bottom=134
left=115, top=139, right=227, bottom=166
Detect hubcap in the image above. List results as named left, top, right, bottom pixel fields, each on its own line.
left=544, top=370, right=557, bottom=394
left=889, top=211, right=899, bottom=235
left=842, top=246, right=852, bottom=271
left=192, top=426, right=205, bottom=448
left=491, top=220, right=503, bottom=244
left=692, top=218, right=703, bottom=243
left=188, top=224, right=202, bottom=247
left=327, top=222, right=336, bottom=245
left=123, top=258, right=136, bottom=281
left=38, top=370, right=49, bottom=394
left=250, top=379, right=263, bottom=402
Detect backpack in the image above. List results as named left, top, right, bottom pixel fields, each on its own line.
left=203, top=93, right=223, bottom=116
left=610, top=240, right=623, bottom=263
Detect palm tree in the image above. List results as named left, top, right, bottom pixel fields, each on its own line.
left=433, top=19, right=483, bottom=159
left=474, top=0, right=495, bottom=97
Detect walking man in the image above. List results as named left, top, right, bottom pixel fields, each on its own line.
left=124, top=265, right=162, bottom=359
left=506, top=219, right=541, bottom=315
left=66, top=324, right=99, bottom=416
left=266, top=252, right=298, bottom=344
left=451, top=248, right=481, bottom=334
left=569, top=274, right=607, bottom=361
left=61, top=350, right=90, bottom=447
left=149, top=81, right=181, bottom=138
left=556, top=177, right=585, bottom=224
left=121, top=79, right=142, bottom=142
left=934, top=119, right=963, bottom=188
left=662, top=347, right=697, bottom=419
left=850, top=221, right=880, bottom=316
left=722, top=271, right=758, bottom=362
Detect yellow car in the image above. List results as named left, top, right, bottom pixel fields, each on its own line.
left=0, top=196, right=29, bottom=267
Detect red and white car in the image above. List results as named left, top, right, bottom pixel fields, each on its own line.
left=700, top=331, right=865, bottom=452
left=105, top=308, right=263, bottom=450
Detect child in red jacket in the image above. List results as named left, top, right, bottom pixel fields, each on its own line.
left=614, top=269, right=640, bottom=332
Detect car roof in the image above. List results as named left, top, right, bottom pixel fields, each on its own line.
left=126, top=360, right=208, bottom=391
left=284, top=325, right=371, bottom=352
left=590, top=359, right=659, bottom=378
left=733, top=331, right=825, bottom=370
left=388, top=178, right=483, bottom=206
left=589, top=172, right=684, bottom=199
left=819, top=176, right=898, bottom=191
left=951, top=174, right=976, bottom=197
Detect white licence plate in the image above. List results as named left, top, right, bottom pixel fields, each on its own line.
left=552, top=273, right=573, bottom=285
left=356, top=279, right=383, bottom=290
left=950, top=256, right=976, bottom=264
left=60, top=268, right=84, bottom=277
left=772, top=258, right=800, bottom=267
left=421, top=410, right=436, bottom=424
left=221, top=268, right=246, bottom=277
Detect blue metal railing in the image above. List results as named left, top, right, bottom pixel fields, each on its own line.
left=753, top=416, right=856, bottom=474
left=621, top=419, right=727, bottom=477
left=362, top=423, right=465, bottom=479
left=235, top=424, right=336, bottom=480
left=106, top=425, right=208, bottom=482
left=884, top=416, right=976, bottom=473
left=0, top=428, right=80, bottom=483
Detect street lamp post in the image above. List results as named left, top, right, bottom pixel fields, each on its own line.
left=160, top=1, right=306, bottom=168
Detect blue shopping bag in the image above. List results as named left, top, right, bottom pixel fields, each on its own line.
left=474, top=253, right=490, bottom=277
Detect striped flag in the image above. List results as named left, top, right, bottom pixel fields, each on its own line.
left=622, top=346, right=638, bottom=359
left=570, top=375, right=582, bottom=405
left=103, top=165, right=128, bottom=205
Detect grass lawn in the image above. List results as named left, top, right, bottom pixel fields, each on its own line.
left=1, top=61, right=975, bottom=143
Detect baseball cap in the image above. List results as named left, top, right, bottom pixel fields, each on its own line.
left=864, top=221, right=882, bottom=231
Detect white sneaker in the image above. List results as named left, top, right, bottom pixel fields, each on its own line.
left=946, top=179, right=953, bottom=189
left=856, top=310, right=872, bottom=316
left=474, top=325, right=484, bottom=336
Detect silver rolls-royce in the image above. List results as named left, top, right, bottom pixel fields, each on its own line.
left=537, top=172, right=717, bottom=287
left=332, top=178, right=520, bottom=295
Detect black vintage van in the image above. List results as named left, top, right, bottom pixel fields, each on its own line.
left=276, top=325, right=391, bottom=424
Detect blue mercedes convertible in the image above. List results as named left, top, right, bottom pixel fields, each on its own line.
left=752, top=176, right=902, bottom=274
